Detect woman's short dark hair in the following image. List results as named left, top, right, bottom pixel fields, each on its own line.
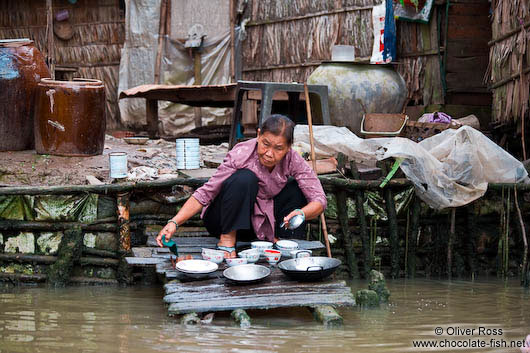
left=260, top=114, right=295, bottom=145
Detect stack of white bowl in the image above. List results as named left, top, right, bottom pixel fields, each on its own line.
left=176, top=138, right=200, bottom=169
left=275, top=240, right=299, bottom=257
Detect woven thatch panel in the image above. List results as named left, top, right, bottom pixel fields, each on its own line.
left=0, top=0, right=125, bottom=130
left=242, top=0, right=381, bottom=83
left=488, top=0, right=530, bottom=124
left=241, top=0, right=444, bottom=107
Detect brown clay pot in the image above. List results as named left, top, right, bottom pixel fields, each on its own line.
left=0, top=39, right=50, bottom=151
left=34, top=78, right=106, bottom=156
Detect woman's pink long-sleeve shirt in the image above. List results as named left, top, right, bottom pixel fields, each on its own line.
left=192, top=138, right=327, bottom=242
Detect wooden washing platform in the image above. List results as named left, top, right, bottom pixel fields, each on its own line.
left=126, top=237, right=355, bottom=327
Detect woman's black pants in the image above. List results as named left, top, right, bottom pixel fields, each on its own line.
left=203, top=169, right=308, bottom=241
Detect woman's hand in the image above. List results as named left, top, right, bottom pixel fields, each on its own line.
left=156, top=222, right=177, bottom=247
left=156, top=196, right=204, bottom=247
left=282, top=209, right=305, bottom=229
left=282, top=201, right=324, bottom=228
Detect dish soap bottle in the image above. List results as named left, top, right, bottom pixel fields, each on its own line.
left=162, top=237, right=179, bottom=256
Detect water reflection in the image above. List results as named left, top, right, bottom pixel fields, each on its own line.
left=0, top=280, right=528, bottom=352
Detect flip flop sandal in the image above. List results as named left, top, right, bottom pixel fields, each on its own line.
left=216, top=245, right=237, bottom=258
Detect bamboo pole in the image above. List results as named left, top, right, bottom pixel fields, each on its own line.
left=46, top=0, right=55, bottom=79
left=304, top=83, right=331, bottom=258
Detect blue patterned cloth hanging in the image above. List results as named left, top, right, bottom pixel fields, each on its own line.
left=383, top=0, right=397, bottom=62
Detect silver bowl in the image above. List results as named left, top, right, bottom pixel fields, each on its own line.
left=223, top=264, right=270, bottom=284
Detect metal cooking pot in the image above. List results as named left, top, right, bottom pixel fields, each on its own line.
left=223, top=264, right=270, bottom=284
left=278, top=257, right=341, bottom=281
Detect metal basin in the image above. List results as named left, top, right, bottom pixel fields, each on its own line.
left=223, top=264, right=270, bottom=284
left=278, top=257, right=341, bottom=281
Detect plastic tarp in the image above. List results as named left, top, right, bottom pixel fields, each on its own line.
left=293, top=125, right=529, bottom=209
left=0, top=196, right=35, bottom=220
left=118, top=0, right=232, bottom=135
left=0, top=195, right=98, bottom=222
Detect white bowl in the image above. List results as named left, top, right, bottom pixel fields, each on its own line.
left=225, top=257, right=248, bottom=267
left=239, top=249, right=260, bottom=263
left=201, top=248, right=225, bottom=264
left=251, top=241, right=273, bottom=254
left=275, top=240, right=299, bottom=250
left=264, top=249, right=281, bottom=265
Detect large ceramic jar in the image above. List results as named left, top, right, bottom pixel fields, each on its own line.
left=34, top=78, right=106, bottom=156
left=0, top=39, right=50, bottom=151
left=307, top=62, right=407, bottom=136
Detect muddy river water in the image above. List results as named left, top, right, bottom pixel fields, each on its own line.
left=0, top=279, right=529, bottom=353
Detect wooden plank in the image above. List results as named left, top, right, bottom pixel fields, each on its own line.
left=448, top=2, right=490, bottom=16
left=164, top=282, right=350, bottom=303
left=166, top=287, right=353, bottom=306
left=446, top=55, right=489, bottom=73
left=167, top=291, right=354, bottom=314
left=147, top=237, right=325, bottom=252
left=164, top=277, right=348, bottom=297
left=164, top=269, right=345, bottom=293
left=448, top=39, right=489, bottom=57
left=125, top=257, right=168, bottom=266
left=447, top=21, right=491, bottom=41
left=446, top=72, right=487, bottom=90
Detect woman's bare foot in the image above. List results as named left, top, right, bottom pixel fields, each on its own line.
left=218, top=232, right=237, bottom=258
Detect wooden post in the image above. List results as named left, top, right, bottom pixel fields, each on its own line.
left=146, top=99, right=159, bottom=139
left=229, top=0, right=236, bottom=82
left=351, top=160, right=371, bottom=276
left=231, top=309, right=251, bottom=328
left=336, top=191, right=359, bottom=279
left=117, top=191, right=133, bottom=284
left=466, top=203, right=477, bottom=277
left=407, top=197, right=420, bottom=278
left=117, top=192, right=131, bottom=253
left=380, top=161, right=400, bottom=279
left=47, top=226, right=83, bottom=286
left=193, top=49, right=202, bottom=127
left=448, top=208, right=456, bottom=279
left=514, top=187, right=528, bottom=286
left=154, top=0, right=168, bottom=84
left=46, top=0, right=55, bottom=79
left=181, top=313, right=200, bottom=325
left=311, top=305, right=343, bottom=327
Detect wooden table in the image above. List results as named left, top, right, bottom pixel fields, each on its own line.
left=119, top=84, right=237, bottom=139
